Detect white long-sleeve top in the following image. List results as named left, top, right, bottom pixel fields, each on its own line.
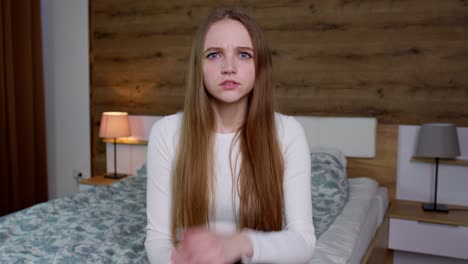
left=145, top=112, right=316, bottom=263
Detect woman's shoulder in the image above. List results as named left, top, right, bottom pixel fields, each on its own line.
left=151, top=113, right=182, bottom=129
left=149, top=112, right=183, bottom=141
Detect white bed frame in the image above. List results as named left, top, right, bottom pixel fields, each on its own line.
left=105, top=115, right=377, bottom=175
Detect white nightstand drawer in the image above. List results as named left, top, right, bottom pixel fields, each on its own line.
left=389, top=218, right=468, bottom=259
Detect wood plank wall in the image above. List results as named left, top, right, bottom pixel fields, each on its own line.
left=91, top=0, right=468, bottom=175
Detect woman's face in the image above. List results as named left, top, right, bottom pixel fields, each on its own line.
left=202, top=19, right=255, bottom=106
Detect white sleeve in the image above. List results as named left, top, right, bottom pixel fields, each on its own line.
left=145, top=118, right=175, bottom=264
left=243, top=116, right=316, bottom=264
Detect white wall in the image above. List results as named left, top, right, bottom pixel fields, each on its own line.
left=41, top=0, right=90, bottom=199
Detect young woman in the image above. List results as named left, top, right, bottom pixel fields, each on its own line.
left=145, top=8, right=316, bottom=264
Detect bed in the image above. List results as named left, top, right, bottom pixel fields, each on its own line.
left=0, top=115, right=397, bottom=263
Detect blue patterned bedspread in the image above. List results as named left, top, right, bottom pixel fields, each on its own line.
left=0, top=165, right=345, bottom=263
left=0, top=176, right=149, bottom=263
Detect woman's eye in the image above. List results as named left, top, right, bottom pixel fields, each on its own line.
left=239, top=52, right=252, bottom=59
left=207, top=53, right=220, bottom=59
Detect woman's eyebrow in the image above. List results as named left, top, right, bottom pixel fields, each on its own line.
left=236, top=46, right=254, bottom=52
left=204, top=46, right=254, bottom=53
left=204, top=47, right=223, bottom=54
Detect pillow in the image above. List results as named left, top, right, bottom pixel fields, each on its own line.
left=310, top=148, right=349, bottom=238
left=136, top=162, right=147, bottom=177
left=310, top=147, right=347, bottom=168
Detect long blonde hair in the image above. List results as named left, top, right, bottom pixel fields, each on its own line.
left=171, top=7, right=284, bottom=242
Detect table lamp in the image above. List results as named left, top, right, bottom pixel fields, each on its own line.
left=99, top=112, right=131, bottom=179
left=415, top=123, right=460, bottom=212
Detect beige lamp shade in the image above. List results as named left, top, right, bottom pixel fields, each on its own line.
left=99, top=112, right=131, bottom=138
left=415, top=123, right=460, bottom=159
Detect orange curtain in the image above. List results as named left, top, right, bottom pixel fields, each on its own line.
left=0, top=0, right=48, bottom=216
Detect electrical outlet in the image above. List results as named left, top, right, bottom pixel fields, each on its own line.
left=73, top=169, right=83, bottom=180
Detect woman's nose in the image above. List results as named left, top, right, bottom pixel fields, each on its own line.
left=221, top=56, right=237, bottom=74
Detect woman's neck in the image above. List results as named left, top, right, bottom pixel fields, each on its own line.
left=211, top=98, right=248, bottom=134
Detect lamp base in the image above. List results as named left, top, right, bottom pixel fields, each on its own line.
left=422, top=203, right=449, bottom=213
left=104, top=173, right=128, bottom=179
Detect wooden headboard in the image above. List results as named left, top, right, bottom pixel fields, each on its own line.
left=106, top=115, right=397, bottom=200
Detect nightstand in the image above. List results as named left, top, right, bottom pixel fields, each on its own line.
left=79, top=175, right=127, bottom=191
left=388, top=200, right=468, bottom=260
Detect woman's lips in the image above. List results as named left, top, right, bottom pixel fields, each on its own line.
left=220, top=80, right=239, bottom=90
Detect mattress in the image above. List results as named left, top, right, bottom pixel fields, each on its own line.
left=310, top=177, right=389, bottom=264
